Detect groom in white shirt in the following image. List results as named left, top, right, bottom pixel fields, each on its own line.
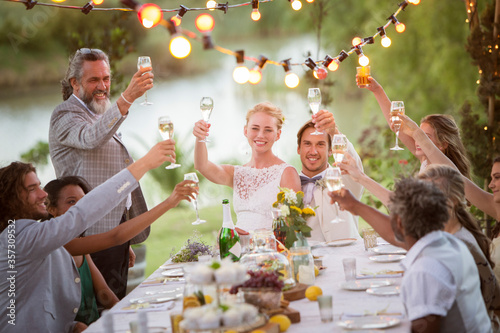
left=297, top=110, right=364, bottom=242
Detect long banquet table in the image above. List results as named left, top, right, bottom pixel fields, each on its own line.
left=85, top=239, right=411, bottom=332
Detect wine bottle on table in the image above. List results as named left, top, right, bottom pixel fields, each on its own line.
left=218, top=199, right=242, bottom=261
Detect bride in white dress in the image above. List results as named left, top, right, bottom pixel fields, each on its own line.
left=193, top=102, right=301, bottom=232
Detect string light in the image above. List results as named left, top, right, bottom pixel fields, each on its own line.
left=92, top=0, right=104, bottom=5
left=290, top=0, right=302, bottom=11
left=306, top=0, right=314, bottom=2
left=6, top=0, right=417, bottom=87
left=248, top=55, right=268, bottom=85
left=282, top=58, right=300, bottom=88
left=354, top=46, right=369, bottom=66
left=206, top=0, right=217, bottom=10
left=171, top=5, right=188, bottom=26
left=233, top=50, right=250, bottom=84
left=389, top=14, right=406, bottom=33
left=251, top=0, right=261, bottom=21
left=377, top=26, right=392, bottom=47
left=137, top=3, right=162, bottom=28
left=196, top=14, right=215, bottom=49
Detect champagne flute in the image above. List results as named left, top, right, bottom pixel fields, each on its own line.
left=332, top=134, right=348, bottom=165
left=184, top=173, right=206, bottom=225
left=325, top=167, right=343, bottom=223
left=158, top=116, right=181, bottom=169
left=389, top=101, right=405, bottom=151
left=308, top=88, right=323, bottom=135
left=199, top=97, right=214, bottom=143
left=137, top=56, right=153, bottom=106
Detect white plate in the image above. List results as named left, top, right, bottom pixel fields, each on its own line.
left=325, top=238, right=357, bottom=247
left=366, top=285, right=401, bottom=296
left=160, top=263, right=184, bottom=270
left=369, top=254, right=406, bottom=263
left=340, top=279, right=393, bottom=291
left=161, top=268, right=184, bottom=278
left=129, top=295, right=179, bottom=304
left=337, top=316, right=401, bottom=329
left=371, top=245, right=407, bottom=255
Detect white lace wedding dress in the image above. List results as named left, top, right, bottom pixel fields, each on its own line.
left=233, top=163, right=294, bottom=232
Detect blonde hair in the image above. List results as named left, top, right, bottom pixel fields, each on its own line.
left=245, top=102, right=284, bottom=131
left=420, top=114, right=471, bottom=179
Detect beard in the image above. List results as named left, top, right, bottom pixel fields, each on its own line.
left=80, top=87, right=111, bottom=115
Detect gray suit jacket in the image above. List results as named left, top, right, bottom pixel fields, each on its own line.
left=49, top=95, right=149, bottom=243
left=0, top=169, right=138, bottom=332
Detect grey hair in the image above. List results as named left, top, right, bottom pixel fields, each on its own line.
left=389, top=177, right=449, bottom=240
left=61, top=48, right=110, bottom=101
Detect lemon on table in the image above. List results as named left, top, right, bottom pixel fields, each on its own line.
left=250, top=330, right=267, bottom=333
left=204, top=294, right=213, bottom=304
left=314, top=266, right=319, bottom=277
left=269, top=314, right=291, bottom=332
left=305, top=285, right=323, bottom=301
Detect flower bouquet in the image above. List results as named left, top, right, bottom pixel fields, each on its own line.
left=272, top=187, right=315, bottom=249
left=170, top=231, right=213, bottom=263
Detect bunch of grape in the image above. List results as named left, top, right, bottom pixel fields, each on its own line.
left=230, top=270, right=284, bottom=294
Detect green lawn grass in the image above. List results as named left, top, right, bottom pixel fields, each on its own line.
left=141, top=204, right=372, bottom=277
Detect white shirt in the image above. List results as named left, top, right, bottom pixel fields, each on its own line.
left=400, top=231, right=491, bottom=333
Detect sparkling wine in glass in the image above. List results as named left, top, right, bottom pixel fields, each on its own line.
left=158, top=116, right=181, bottom=169
left=307, top=88, right=323, bottom=135
left=184, top=173, right=206, bottom=225
left=332, top=134, right=348, bottom=165
left=199, top=97, right=214, bottom=143
left=137, top=56, right=153, bottom=106
left=325, top=167, right=343, bottom=223
left=389, top=101, right=405, bottom=151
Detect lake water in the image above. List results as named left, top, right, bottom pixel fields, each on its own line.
left=0, top=35, right=366, bottom=197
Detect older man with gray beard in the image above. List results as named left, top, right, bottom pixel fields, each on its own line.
left=49, top=48, right=154, bottom=301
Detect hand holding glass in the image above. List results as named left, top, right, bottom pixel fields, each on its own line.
left=325, top=167, right=343, bottom=223
left=137, top=56, right=153, bottom=105
left=158, top=116, right=181, bottom=169
left=199, top=97, right=214, bottom=143
left=390, top=101, right=405, bottom=151
left=184, top=173, right=206, bottom=225
left=332, top=134, right=348, bottom=165
left=307, top=88, right=323, bottom=135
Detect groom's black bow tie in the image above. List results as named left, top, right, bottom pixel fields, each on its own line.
left=300, top=175, right=322, bottom=186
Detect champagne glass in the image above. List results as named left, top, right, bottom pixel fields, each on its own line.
left=158, top=116, right=181, bottom=169
left=137, top=56, right=153, bottom=106
left=332, top=134, right=348, bottom=165
left=325, top=167, right=343, bottom=223
left=389, top=101, right=405, bottom=151
left=184, top=173, right=206, bottom=225
left=199, top=97, right=214, bottom=143
left=307, top=88, right=323, bottom=135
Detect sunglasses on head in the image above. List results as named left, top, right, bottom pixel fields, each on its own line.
left=77, top=48, right=103, bottom=55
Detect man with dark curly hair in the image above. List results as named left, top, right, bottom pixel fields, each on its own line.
left=329, top=177, right=491, bottom=333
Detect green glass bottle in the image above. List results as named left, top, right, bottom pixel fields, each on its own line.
left=218, top=199, right=241, bottom=261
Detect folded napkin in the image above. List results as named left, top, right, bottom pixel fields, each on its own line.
left=116, top=300, right=175, bottom=314
left=139, top=276, right=186, bottom=287
left=357, top=270, right=403, bottom=279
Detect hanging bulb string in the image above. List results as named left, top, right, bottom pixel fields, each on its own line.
left=4, top=0, right=417, bottom=78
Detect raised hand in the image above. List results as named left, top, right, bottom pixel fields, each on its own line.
left=167, top=180, right=199, bottom=207
left=122, top=66, right=154, bottom=102
left=397, top=114, right=420, bottom=137
left=328, top=188, right=359, bottom=213
left=312, top=109, right=337, bottom=136
left=193, top=119, right=211, bottom=142
left=338, top=152, right=363, bottom=182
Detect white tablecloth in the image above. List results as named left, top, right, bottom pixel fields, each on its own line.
left=85, top=239, right=411, bottom=332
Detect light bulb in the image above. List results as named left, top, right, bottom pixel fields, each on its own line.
left=291, top=0, right=302, bottom=11
left=92, top=0, right=103, bottom=5
left=285, top=72, right=300, bottom=88
left=408, top=0, right=420, bottom=4
left=52, top=0, right=66, bottom=3
left=313, top=66, right=328, bottom=80
left=248, top=67, right=262, bottom=85
left=396, top=22, right=406, bottom=33
left=381, top=35, right=392, bottom=47
left=196, top=14, right=215, bottom=33
left=138, top=3, right=163, bottom=29
left=251, top=8, right=261, bottom=21
left=358, top=54, right=369, bottom=66
left=169, top=35, right=191, bottom=59
left=327, top=59, right=340, bottom=72
left=351, top=36, right=362, bottom=47
left=206, top=0, right=217, bottom=10
left=233, top=66, right=250, bottom=84
left=306, top=0, right=314, bottom=2
left=171, top=15, right=182, bottom=27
